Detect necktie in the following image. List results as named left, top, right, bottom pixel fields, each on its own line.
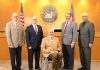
left=64, top=22, right=68, bottom=33
left=50, top=37, right=54, bottom=49
left=34, top=25, right=38, bottom=35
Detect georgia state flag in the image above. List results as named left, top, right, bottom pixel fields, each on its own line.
left=70, top=3, right=75, bottom=21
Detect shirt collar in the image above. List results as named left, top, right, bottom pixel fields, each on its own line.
left=48, top=36, right=54, bottom=41
left=12, top=20, right=18, bottom=26
left=32, top=23, right=37, bottom=27
left=66, top=20, right=71, bottom=24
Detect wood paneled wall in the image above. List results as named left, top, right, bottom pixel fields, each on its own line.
left=0, top=32, right=100, bottom=60
left=0, top=0, right=100, bottom=60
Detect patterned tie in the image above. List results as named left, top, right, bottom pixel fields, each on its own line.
left=50, top=37, right=55, bottom=50
left=34, top=25, right=38, bottom=35
left=64, top=22, right=68, bottom=33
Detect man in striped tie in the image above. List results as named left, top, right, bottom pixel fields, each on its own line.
left=62, top=13, right=77, bottom=70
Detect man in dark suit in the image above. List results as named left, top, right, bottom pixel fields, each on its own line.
left=78, top=12, right=95, bottom=70
left=62, top=13, right=77, bottom=70
left=26, top=16, right=43, bottom=70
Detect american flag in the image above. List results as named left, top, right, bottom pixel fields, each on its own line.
left=20, top=3, right=24, bottom=24
left=70, top=2, right=74, bottom=21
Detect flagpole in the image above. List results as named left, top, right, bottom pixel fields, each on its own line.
left=70, top=0, right=72, bottom=10
left=70, top=0, right=74, bottom=21
left=20, top=3, right=23, bottom=14
left=20, top=0, right=25, bottom=26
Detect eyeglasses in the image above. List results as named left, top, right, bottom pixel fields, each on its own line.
left=49, top=32, right=54, bottom=33
left=66, top=16, right=70, bottom=17
left=50, top=32, right=53, bottom=33
left=82, top=16, right=87, bottom=17
left=13, top=16, right=17, bottom=17
left=66, top=16, right=70, bottom=19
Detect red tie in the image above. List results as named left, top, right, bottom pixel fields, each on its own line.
left=64, top=22, right=68, bottom=33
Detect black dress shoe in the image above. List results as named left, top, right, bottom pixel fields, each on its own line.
left=29, top=68, right=33, bottom=70
left=68, top=69, right=73, bottom=70
left=35, top=68, right=41, bottom=70
left=17, top=68, right=24, bottom=70
left=62, top=67, right=69, bottom=70
left=78, top=67, right=84, bottom=70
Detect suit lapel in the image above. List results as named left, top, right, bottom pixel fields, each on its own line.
left=31, top=24, right=39, bottom=35
left=66, top=21, right=72, bottom=30
left=63, top=21, right=72, bottom=32
left=37, top=25, right=40, bottom=34
left=30, top=25, right=36, bottom=34
left=11, top=21, right=16, bottom=30
left=62, top=22, right=66, bottom=33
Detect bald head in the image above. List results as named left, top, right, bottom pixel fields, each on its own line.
left=48, top=29, right=54, bottom=37
left=32, top=16, right=37, bottom=20
left=82, top=12, right=89, bottom=22
left=82, top=12, right=88, bottom=17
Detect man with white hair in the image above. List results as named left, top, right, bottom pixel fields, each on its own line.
left=41, top=29, right=62, bottom=70
left=78, top=12, right=95, bottom=70
left=6, top=13, right=24, bottom=70
left=26, top=16, right=43, bottom=70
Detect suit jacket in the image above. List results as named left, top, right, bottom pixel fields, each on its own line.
left=62, top=21, right=77, bottom=45
left=6, top=21, right=24, bottom=48
left=26, top=24, right=43, bottom=49
left=78, top=21, right=95, bottom=47
left=41, top=36, right=61, bottom=57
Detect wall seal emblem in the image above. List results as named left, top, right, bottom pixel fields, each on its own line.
left=40, top=5, right=58, bottom=24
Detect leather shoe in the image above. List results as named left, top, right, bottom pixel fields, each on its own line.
left=78, top=67, right=84, bottom=70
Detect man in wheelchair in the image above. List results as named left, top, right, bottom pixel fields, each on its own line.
left=41, top=29, right=63, bottom=70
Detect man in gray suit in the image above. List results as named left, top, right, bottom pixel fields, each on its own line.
left=62, top=13, right=77, bottom=70
left=6, top=13, right=24, bottom=70
left=78, top=13, right=95, bottom=70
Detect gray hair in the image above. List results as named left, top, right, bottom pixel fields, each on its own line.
left=82, top=12, right=88, bottom=17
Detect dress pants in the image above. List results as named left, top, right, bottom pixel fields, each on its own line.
left=79, top=47, right=91, bottom=70
left=62, top=44, right=74, bottom=70
left=28, top=47, right=40, bottom=70
left=9, top=46, right=22, bottom=70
